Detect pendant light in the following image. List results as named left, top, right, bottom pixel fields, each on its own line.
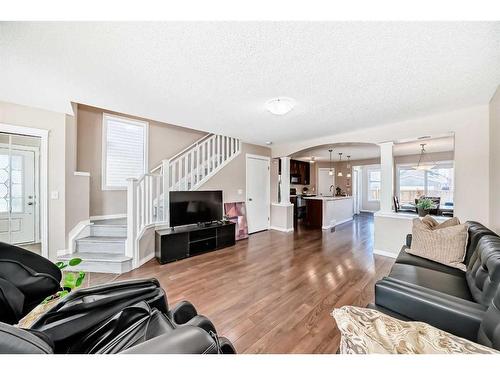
left=328, top=149, right=334, bottom=176
left=346, top=155, right=351, bottom=178
left=414, top=143, right=436, bottom=171
left=337, top=153, right=343, bottom=177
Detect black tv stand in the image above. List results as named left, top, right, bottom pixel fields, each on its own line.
left=155, top=222, right=236, bottom=264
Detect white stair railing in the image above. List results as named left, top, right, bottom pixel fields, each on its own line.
left=126, top=133, right=241, bottom=263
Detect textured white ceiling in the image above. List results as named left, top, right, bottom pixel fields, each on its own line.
left=1, top=22, right=499, bottom=146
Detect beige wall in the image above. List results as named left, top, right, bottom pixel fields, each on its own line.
left=200, top=142, right=271, bottom=202
left=490, top=86, right=500, bottom=234
left=0, top=100, right=68, bottom=259
left=65, top=104, right=90, bottom=243
left=77, top=104, right=205, bottom=217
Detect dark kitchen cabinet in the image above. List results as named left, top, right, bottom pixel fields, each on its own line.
left=280, top=159, right=310, bottom=185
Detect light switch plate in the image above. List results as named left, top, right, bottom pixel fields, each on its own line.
left=50, top=191, right=59, bottom=200
left=237, top=189, right=243, bottom=195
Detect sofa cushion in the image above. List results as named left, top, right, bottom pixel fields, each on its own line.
left=466, top=235, right=500, bottom=307
left=331, top=306, right=498, bottom=354
left=406, top=218, right=468, bottom=271
left=396, top=246, right=465, bottom=277
left=464, top=221, right=499, bottom=266
left=388, top=263, right=473, bottom=301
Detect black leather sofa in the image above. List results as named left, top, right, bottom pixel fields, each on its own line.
left=0, top=241, right=235, bottom=354
left=371, top=221, right=500, bottom=350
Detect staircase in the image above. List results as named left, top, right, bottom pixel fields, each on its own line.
left=59, top=218, right=132, bottom=274
left=62, top=133, right=241, bottom=274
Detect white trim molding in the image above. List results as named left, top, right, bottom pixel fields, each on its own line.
left=66, top=219, right=91, bottom=255
left=321, top=217, right=353, bottom=230
left=89, top=213, right=127, bottom=221
left=373, top=249, right=398, bottom=259
left=74, top=171, right=90, bottom=177
left=270, top=226, right=294, bottom=233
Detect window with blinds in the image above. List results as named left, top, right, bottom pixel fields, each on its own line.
left=102, top=114, right=148, bottom=190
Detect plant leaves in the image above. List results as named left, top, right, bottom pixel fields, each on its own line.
left=63, top=273, right=77, bottom=289
left=68, top=258, right=82, bottom=266
left=55, top=261, right=67, bottom=269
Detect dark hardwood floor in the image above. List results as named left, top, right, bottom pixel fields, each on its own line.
left=94, top=213, right=394, bottom=353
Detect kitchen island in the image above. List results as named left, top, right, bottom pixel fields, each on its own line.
left=303, top=196, right=354, bottom=230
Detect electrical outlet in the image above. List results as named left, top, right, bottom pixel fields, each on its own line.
left=50, top=191, right=59, bottom=200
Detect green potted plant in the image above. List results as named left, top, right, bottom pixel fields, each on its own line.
left=416, top=198, right=433, bottom=217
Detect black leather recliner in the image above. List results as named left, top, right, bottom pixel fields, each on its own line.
left=0, top=241, right=235, bottom=354
left=371, top=221, right=500, bottom=350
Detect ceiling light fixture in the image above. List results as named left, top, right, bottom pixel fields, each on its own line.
left=265, top=141, right=273, bottom=145
left=346, top=155, right=351, bottom=178
left=414, top=143, right=436, bottom=171
left=328, top=149, right=334, bottom=176
left=337, top=153, right=343, bottom=177
left=265, top=97, right=295, bottom=115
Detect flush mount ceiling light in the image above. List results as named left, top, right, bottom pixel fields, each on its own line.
left=337, top=153, right=343, bottom=177
left=265, top=97, right=296, bottom=115
left=414, top=143, right=436, bottom=171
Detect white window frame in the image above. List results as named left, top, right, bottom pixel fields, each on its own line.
left=366, top=165, right=381, bottom=202
left=396, top=160, right=455, bottom=203
left=101, top=113, right=149, bottom=191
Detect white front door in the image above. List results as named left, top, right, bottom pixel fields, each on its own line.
left=246, top=155, right=270, bottom=234
left=317, top=168, right=335, bottom=196
left=0, top=148, right=36, bottom=244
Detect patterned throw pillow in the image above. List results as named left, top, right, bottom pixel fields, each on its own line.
left=331, top=306, right=498, bottom=354
left=406, top=218, right=468, bottom=271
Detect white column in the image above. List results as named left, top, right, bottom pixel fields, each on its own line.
left=280, top=157, right=291, bottom=204
left=379, top=141, right=394, bottom=213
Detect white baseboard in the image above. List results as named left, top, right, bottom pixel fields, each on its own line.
left=322, top=217, right=353, bottom=230
left=57, top=248, right=72, bottom=257
left=90, top=213, right=127, bottom=221
left=67, top=219, right=91, bottom=254
left=373, top=249, right=398, bottom=258
left=360, top=210, right=377, bottom=213
left=138, top=252, right=155, bottom=267
left=270, top=226, right=294, bottom=233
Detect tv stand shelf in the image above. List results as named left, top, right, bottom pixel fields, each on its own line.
left=155, top=222, right=236, bottom=264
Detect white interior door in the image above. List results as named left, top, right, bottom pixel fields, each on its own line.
left=317, top=168, right=335, bottom=196
left=0, top=147, right=36, bottom=244
left=246, top=155, right=270, bottom=234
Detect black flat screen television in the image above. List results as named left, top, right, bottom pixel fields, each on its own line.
left=169, top=190, right=223, bottom=227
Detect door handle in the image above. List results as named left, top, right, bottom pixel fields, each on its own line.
left=27, top=202, right=34, bottom=206
left=248, top=198, right=253, bottom=201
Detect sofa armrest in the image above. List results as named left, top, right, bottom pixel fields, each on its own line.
left=122, top=325, right=219, bottom=354
left=406, top=234, right=412, bottom=248
left=375, top=277, right=486, bottom=342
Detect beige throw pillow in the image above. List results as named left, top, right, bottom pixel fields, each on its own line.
left=421, top=215, right=460, bottom=230
left=406, top=218, right=468, bottom=271
left=332, top=306, right=498, bottom=354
